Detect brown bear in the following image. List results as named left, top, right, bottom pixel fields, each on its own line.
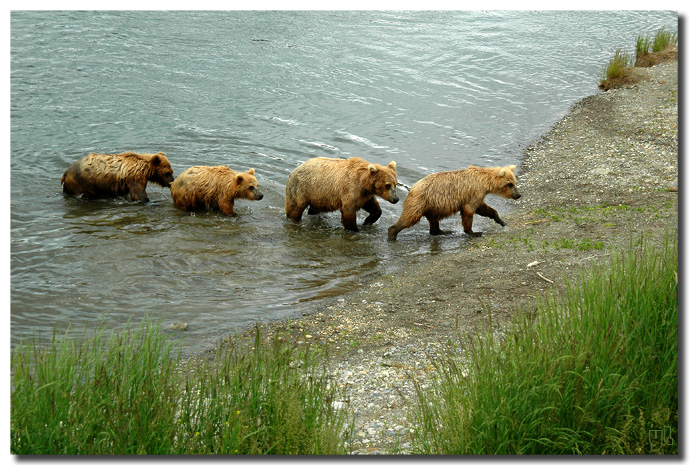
left=61, top=151, right=175, bottom=202
left=170, top=166, right=263, bottom=216
left=285, top=156, right=399, bottom=232
left=388, top=164, right=521, bottom=240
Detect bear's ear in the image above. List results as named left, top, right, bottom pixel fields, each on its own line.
left=388, top=161, right=397, bottom=170
left=151, top=154, right=162, bottom=166
left=247, top=168, right=255, bottom=175
left=368, top=164, right=379, bottom=174
left=507, top=164, right=516, bottom=173
left=236, top=174, right=244, bottom=184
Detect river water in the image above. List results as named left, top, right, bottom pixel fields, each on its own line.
left=10, top=10, right=677, bottom=355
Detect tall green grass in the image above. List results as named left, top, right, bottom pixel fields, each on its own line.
left=602, top=48, right=634, bottom=82
left=175, top=330, right=349, bottom=454
left=601, top=27, right=678, bottom=89
left=635, top=34, right=653, bottom=59
left=412, top=233, right=678, bottom=454
left=636, top=27, right=678, bottom=62
left=651, top=26, right=678, bottom=52
left=11, top=322, right=349, bottom=455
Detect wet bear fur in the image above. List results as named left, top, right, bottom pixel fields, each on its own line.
left=61, top=151, right=175, bottom=202
left=388, top=165, right=521, bottom=240
left=285, top=156, right=399, bottom=232
left=170, top=166, right=263, bottom=216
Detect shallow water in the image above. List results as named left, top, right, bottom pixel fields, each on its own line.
left=10, top=10, right=677, bottom=355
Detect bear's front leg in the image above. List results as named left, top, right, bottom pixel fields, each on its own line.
left=476, top=203, right=506, bottom=227
left=341, top=207, right=359, bottom=232
left=129, top=182, right=149, bottom=202
left=461, top=206, right=482, bottom=237
left=362, top=197, right=382, bottom=225
left=219, top=198, right=237, bottom=216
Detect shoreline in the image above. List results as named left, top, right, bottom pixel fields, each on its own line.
left=217, top=61, right=678, bottom=454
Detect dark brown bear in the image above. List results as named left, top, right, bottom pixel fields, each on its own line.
left=170, top=166, right=263, bottom=216
left=388, top=165, right=521, bottom=240
left=61, top=151, right=174, bottom=202
left=285, top=156, right=399, bottom=232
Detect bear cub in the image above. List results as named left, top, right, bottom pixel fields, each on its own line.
left=61, top=151, right=175, bottom=202
left=170, top=166, right=263, bottom=216
left=285, top=156, right=399, bottom=232
left=388, top=165, right=521, bottom=240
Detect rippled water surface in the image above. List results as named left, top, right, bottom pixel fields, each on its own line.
left=11, top=10, right=677, bottom=354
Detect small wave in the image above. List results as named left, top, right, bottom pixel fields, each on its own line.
left=334, top=131, right=388, bottom=149
left=250, top=114, right=305, bottom=126
left=298, top=140, right=339, bottom=151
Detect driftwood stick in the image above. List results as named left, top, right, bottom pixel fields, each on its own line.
left=535, top=271, right=554, bottom=284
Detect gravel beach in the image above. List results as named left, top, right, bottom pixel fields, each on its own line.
left=234, top=60, right=678, bottom=454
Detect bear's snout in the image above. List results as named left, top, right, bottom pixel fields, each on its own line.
left=511, top=188, right=521, bottom=200
left=254, top=190, right=264, bottom=201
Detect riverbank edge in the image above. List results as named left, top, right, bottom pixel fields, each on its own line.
left=201, top=60, right=679, bottom=454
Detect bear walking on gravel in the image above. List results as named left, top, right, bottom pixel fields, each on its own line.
left=388, top=165, right=521, bottom=240
left=285, top=157, right=399, bottom=232
left=61, top=151, right=175, bottom=202
left=170, top=166, right=263, bottom=216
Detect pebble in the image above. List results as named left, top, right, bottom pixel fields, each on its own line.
left=326, top=340, right=452, bottom=455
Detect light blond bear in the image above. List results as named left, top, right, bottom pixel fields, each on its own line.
left=61, top=151, right=175, bottom=202
left=388, top=165, right=521, bottom=240
left=170, top=166, right=263, bottom=216
left=285, top=157, right=399, bottom=232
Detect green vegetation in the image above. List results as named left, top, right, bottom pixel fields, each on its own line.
left=651, top=26, right=678, bottom=53
left=635, top=27, right=678, bottom=67
left=601, top=48, right=635, bottom=84
left=600, top=27, right=677, bottom=90
left=11, top=323, right=349, bottom=455
left=411, top=232, right=678, bottom=454
left=636, top=34, right=653, bottom=58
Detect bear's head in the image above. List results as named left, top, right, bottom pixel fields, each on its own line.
left=494, top=165, right=521, bottom=200
left=234, top=168, right=264, bottom=201
left=149, top=152, right=175, bottom=188
left=367, top=161, right=399, bottom=204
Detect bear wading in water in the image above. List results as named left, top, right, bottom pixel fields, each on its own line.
left=61, top=151, right=175, bottom=202
left=170, top=166, right=263, bottom=216
left=285, top=156, right=399, bottom=232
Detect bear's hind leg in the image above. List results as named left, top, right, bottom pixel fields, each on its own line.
left=61, top=173, right=77, bottom=195
left=286, top=197, right=308, bottom=221
left=387, top=208, right=423, bottom=240
left=426, top=214, right=451, bottom=236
